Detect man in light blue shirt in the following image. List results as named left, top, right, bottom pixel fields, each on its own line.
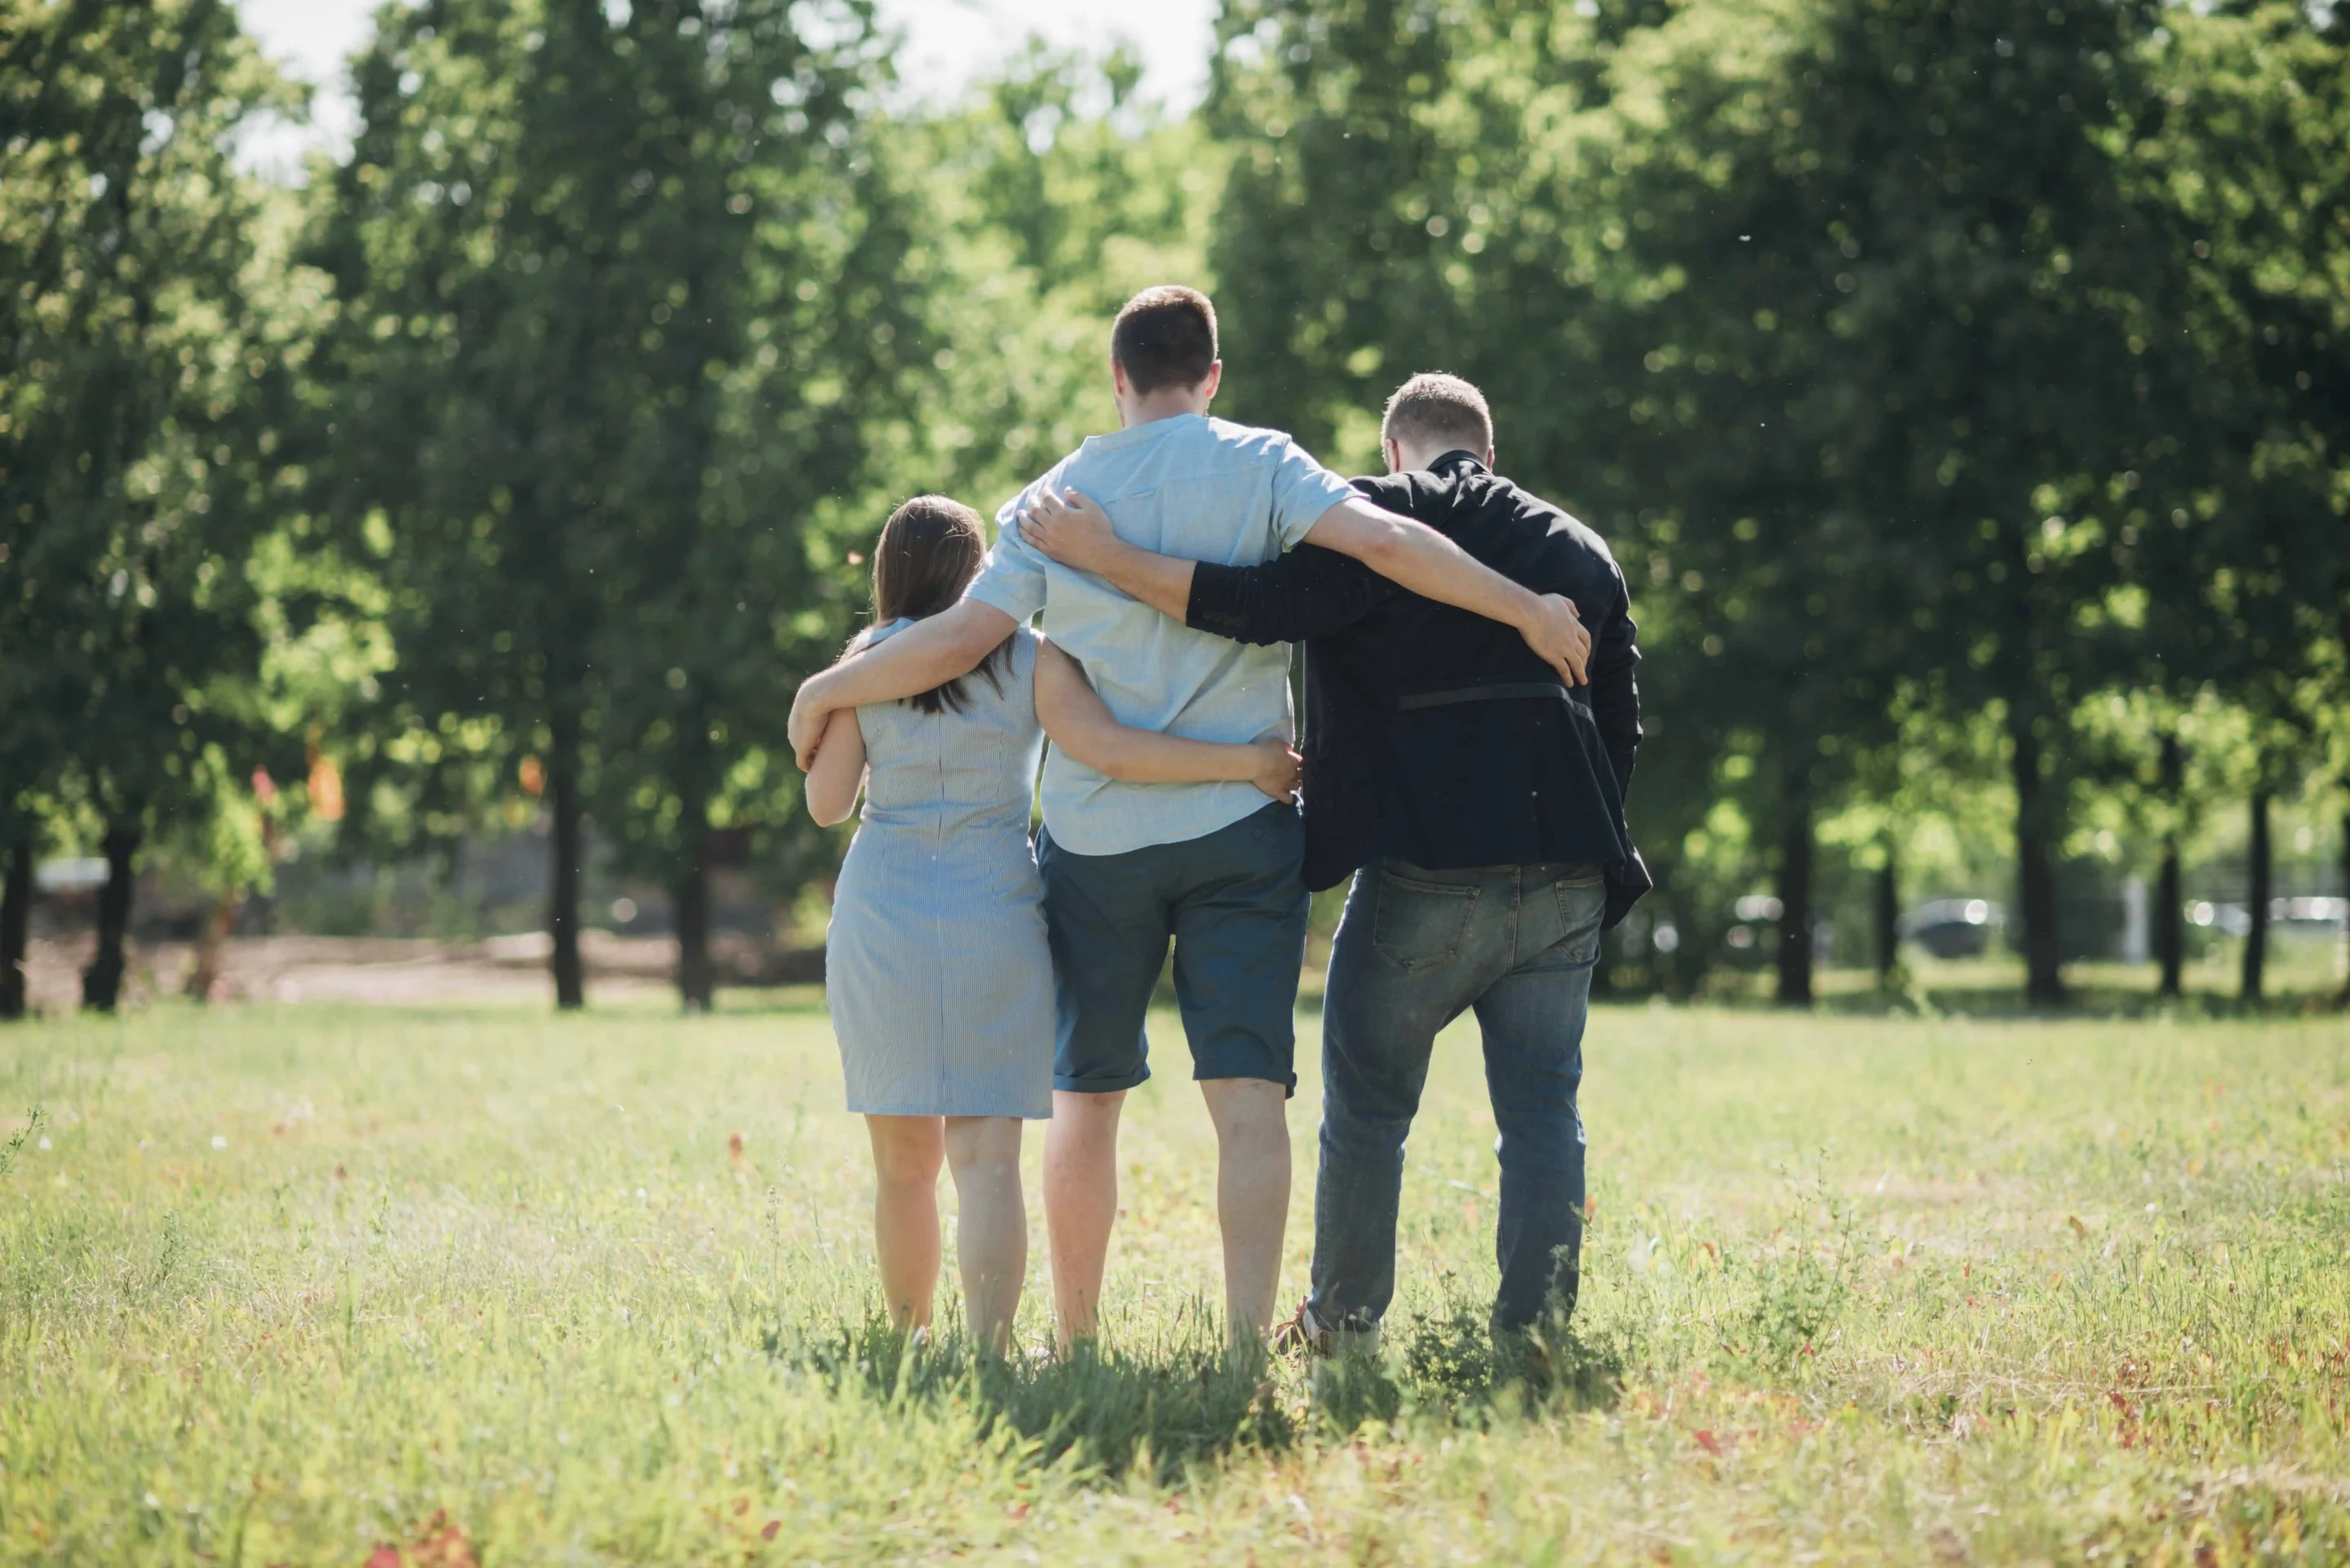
left=965, top=407, right=1359, bottom=855
left=787, top=286, right=1589, bottom=1347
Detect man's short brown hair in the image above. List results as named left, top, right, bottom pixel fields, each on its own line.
left=1111, top=286, right=1219, bottom=394
left=1381, top=372, right=1493, bottom=456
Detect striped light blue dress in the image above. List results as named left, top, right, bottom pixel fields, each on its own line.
left=825, top=621, right=1054, bottom=1118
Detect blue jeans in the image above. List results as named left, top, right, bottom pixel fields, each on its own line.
left=1308, top=859, right=1607, bottom=1340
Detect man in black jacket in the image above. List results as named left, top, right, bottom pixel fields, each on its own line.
left=1021, top=372, right=1644, bottom=1350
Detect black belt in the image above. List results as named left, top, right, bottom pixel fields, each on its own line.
left=1394, top=680, right=1592, bottom=720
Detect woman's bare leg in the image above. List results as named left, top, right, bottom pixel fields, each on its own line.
left=942, top=1115, right=1027, bottom=1354
left=865, top=1114, right=945, bottom=1331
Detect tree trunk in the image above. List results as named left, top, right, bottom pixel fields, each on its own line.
left=81, top=826, right=141, bottom=1012
left=1873, top=835, right=1900, bottom=988
left=2155, top=838, right=2184, bottom=999
left=2155, top=734, right=2184, bottom=999
left=184, top=893, right=241, bottom=1003
left=2241, top=788, right=2270, bottom=1004
left=548, top=714, right=586, bottom=1012
left=675, top=828, right=715, bottom=1013
left=2337, top=805, right=2348, bottom=1011
left=1, top=837, right=30, bottom=1021
left=2008, top=716, right=2065, bottom=1006
left=1776, top=793, right=1813, bottom=1006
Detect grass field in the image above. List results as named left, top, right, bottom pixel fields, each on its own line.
left=3, top=998, right=2348, bottom=1565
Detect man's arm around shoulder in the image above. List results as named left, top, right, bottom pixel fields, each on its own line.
left=1014, top=467, right=1590, bottom=682
left=1019, top=486, right=1390, bottom=646
left=1301, top=495, right=1590, bottom=685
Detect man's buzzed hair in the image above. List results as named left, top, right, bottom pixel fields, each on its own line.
left=1111, top=286, right=1219, bottom=394
left=1382, top=372, right=1493, bottom=456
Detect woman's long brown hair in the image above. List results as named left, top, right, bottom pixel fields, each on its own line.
left=867, top=495, right=1015, bottom=715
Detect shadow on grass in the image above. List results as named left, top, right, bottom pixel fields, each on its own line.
left=779, top=1307, right=1292, bottom=1482
left=769, top=1291, right=1629, bottom=1483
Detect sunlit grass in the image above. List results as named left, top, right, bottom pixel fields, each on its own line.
left=2, top=999, right=2347, bottom=1562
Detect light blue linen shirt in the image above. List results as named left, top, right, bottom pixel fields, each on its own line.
left=967, top=412, right=1358, bottom=857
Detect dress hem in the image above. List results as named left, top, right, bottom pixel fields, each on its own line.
left=844, top=1098, right=1053, bottom=1121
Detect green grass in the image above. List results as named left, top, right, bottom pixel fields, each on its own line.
left=3, top=999, right=2348, bottom=1564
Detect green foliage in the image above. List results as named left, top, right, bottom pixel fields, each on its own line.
left=883, top=49, right=1222, bottom=515
left=308, top=0, right=933, bottom=999
left=301, top=16, right=1219, bottom=1003
left=1207, top=0, right=2348, bottom=1002
left=1727, top=1176, right=1860, bottom=1367
left=0, top=0, right=324, bottom=870
left=2131, top=6, right=2350, bottom=788
left=1392, top=1290, right=1634, bottom=1406
left=0, top=1105, right=41, bottom=1180
left=3, top=0, right=2343, bottom=1008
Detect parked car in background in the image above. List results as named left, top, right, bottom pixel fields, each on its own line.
left=1903, top=898, right=2004, bottom=959
left=2190, top=896, right=2347, bottom=938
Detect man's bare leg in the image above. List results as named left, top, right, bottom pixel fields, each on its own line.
left=1199, top=1076, right=1292, bottom=1344
left=1044, top=1087, right=1125, bottom=1348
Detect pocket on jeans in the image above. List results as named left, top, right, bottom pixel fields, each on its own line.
left=1372, top=872, right=1479, bottom=972
left=1552, top=873, right=1607, bottom=965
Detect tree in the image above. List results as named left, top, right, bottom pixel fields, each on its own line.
left=313, top=0, right=894, bottom=1009
left=0, top=0, right=308, bottom=1011
left=1204, top=0, right=2183, bottom=1005
left=1574, top=1, right=1926, bottom=1005
left=2134, top=3, right=2350, bottom=1004
left=566, top=5, right=927, bottom=1012
left=1661, top=0, right=2179, bottom=1006
left=1203, top=0, right=1741, bottom=997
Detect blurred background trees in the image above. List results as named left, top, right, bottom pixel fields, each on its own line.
left=0, top=0, right=328, bottom=1012
left=2, top=0, right=2343, bottom=1013
left=308, top=0, right=926, bottom=1008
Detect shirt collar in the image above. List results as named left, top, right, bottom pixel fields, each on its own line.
left=1079, top=410, right=1208, bottom=454
left=1428, top=450, right=1488, bottom=477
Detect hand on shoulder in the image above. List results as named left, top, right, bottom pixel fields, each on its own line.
left=1021, top=487, right=1121, bottom=574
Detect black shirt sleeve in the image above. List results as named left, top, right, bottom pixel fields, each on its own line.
left=1184, top=543, right=1390, bottom=648
left=1589, top=568, right=1642, bottom=799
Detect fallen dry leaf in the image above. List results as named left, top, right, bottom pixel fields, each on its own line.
left=405, top=1510, right=479, bottom=1568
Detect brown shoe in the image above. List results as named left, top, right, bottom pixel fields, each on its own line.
left=1270, top=1297, right=1326, bottom=1358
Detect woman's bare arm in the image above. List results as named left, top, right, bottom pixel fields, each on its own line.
left=803, top=708, right=867, bottom=826
left=1031, top=639, right=1301, bottom=802
left=788, top=600, right=1018, bottom=768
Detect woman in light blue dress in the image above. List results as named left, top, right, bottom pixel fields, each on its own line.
left=803, top=495, right=1300, bottom=1351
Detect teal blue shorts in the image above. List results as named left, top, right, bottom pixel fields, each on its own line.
left=1038, top=802, right=1310, bottom=1096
